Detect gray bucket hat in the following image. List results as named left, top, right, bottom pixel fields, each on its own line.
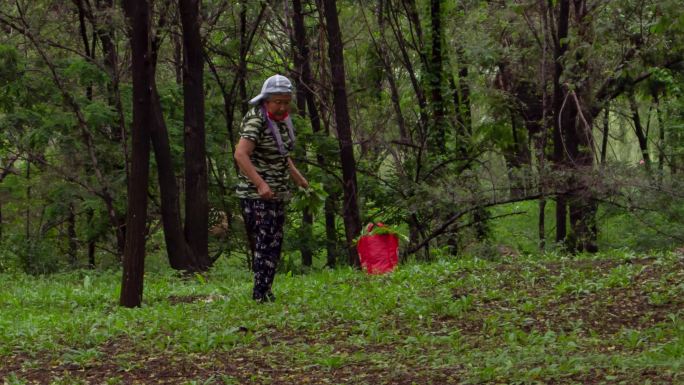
left=249, top=74, right=293, bottom=105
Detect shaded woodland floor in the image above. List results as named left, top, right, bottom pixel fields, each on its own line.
left=1, top=251, right=683, bottom=384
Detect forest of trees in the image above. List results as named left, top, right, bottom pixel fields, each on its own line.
left=0, top=0, right=683, bottom=305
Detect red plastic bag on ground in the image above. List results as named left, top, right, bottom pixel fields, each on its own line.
left=357, top=223, right=399, bottom=274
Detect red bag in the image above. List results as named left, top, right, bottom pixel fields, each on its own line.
left=357, top=223, right=399, bottom=274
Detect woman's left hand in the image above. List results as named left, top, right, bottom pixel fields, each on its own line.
left=296, top=176, right=309, bottom=189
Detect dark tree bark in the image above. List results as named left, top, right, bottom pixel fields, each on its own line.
left=150, top=89, right=196, bottom=270
left=550, top=0, right=571, bottom=244
left=74, top=0, right=94, bottom=100
left=120, top=0, right=152, bottom=308
left=68, top=203, right=78, bottom=266
left=88, top=242, right=96, bottom=267
left=600, top=104, right=609, bottom=166
left=456, top=62, right=471, bottom=138
left=142, top=2, right=201, bottom=272
left=628, top=91, right=651, bottom=172
left=653, top=91, right=665, bottom=182
left=504, top=113, right=532, bottom=199
left=428, top=0, right=446, bottom=152
left=322, top=0, right=362, bottom=266
left=292, top=0, right=313, bottom=267
left=564, top=0, right=598, bottom=253
left=180, top=0, right=210, bottom=269
left=74, top=0, right=94, bottom=263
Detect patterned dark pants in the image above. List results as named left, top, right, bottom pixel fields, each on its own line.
left=240, top=199, right=286, bottom=302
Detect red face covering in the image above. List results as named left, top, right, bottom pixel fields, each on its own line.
left=267, top=110, right=288, bottom=121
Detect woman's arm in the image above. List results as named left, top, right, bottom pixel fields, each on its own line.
left=234, top=138, right=274, bottom=199
left=288, top=157, right=309, bottom=188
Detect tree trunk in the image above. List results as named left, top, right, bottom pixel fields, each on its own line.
left=601, top=104, right=609, bottom=166
left=180, top=0, right=210, bottom=269
left=292, top=0, right=314, bottom=267
left=566, top=0, right=597, bottom=253
left=120, top=0, right=152, bottom=308
left=505, top=113, right=532, bottom=199
left=628, top=91, right=651, bottom=173
left=551, top=0, right=570, bottom=244
left=88, top=241, right=96, bottom=268
left=68, top=203, right=78, bottom=266
left=25, top=163, right=30, bottom=242
left=428, top=0, right=446, bottom=152
left=322, top=0, right=362, bottom=266
left=455, top=61, right=472, bottom=138
left=538, top=198, right=546, bottom=250
left=654, top=92, right=665, bottom=183
left=150, top=89, right=196, bottom=270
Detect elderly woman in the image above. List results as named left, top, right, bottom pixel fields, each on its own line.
left=234, top=74, right=309, bottom=303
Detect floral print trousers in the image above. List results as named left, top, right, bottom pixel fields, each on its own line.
left=240, top=199, right=286, bottom=302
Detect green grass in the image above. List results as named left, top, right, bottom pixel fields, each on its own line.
left=1, top=250, right=683, bottom=384
left=487, top=200, right=684, bottom=254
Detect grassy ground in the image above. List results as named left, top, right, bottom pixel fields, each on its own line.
left=1, top=250, right=683, bottom=384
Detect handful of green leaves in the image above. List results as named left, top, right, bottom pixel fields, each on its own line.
left=365, top=223, right=409, bottom=242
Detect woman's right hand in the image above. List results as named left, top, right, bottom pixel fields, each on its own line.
left=257, top=182, right=274, bottom=200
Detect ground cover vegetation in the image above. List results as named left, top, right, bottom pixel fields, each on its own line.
left=0, top=0, right=684, bottom=382
left=1, top=250, right=683, bottom=384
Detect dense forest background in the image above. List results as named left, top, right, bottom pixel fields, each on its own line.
left=0, top=0, right=683, bottom=283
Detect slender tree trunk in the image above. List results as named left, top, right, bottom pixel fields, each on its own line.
left=455, top=59, right=471, bottom=138
left=173, top=26, right=183, bottom=86
left=180, top=0, right=210, bottom=269
left=120, top=0, right=152, bottom=308
left=628, top=91, right=651, bottom=173
left=86, top=208, right=96, bottom=268
left=538, top=198, right=546, bottom=250
left=654, top=92, right=665, bottom=183
left=428, top=0, right=446, bottom=152
left=449, top=62, right=472, bottom=158
left=505, top=114, right=532, bottom=199
left=25, top=163, right=30, bottom=241
left=292, top=0, right=314, bottom=267
left=537, top=0, right=551, bottom=251
left=322, top=0, right=362, bottom=266
left=150, top=89, right=196, bottom=270
left=68, top=203, right=78, bottom=266
left=551, top=0, right=570, bottom=244
left=144, top=2, right=198, bottom=271
left=601, top=104, right=609, bottom=166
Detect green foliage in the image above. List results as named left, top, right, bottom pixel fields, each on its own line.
left=62, top=58, right=108, bottom=88
left=4, top=234, right=62, bottom=275
left=290, top=183, right=327, bottom=213
left=0, top=44, right=19, bottom=87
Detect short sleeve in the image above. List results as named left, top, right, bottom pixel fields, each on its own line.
left=239, top=113, right=263, bottom=144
